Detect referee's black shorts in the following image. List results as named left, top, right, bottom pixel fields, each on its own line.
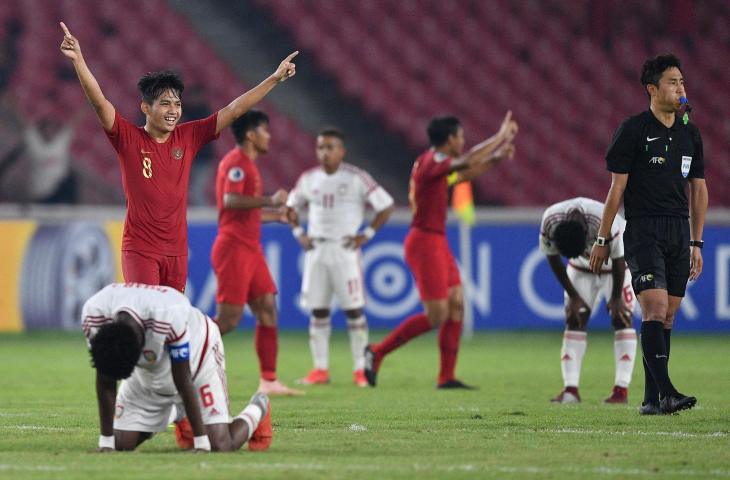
left=623, top=216, right=690, bottom=297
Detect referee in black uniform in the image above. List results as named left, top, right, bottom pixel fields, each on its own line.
left=589, top=54, right=707, bottom=415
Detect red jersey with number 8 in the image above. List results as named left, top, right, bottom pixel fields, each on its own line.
left=104, top=111, right=219, bottom=256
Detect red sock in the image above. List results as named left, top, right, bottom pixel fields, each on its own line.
left=375, top=313, right=433, bottom=359
left=255, top=324, right=277, bottom=381
left=438, top=319, right=462, bottom=384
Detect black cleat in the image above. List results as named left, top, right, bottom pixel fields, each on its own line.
left=363, top=346, right=378, bottom=387
left=660, top=393, right=697, bottom=414
left=639, top=401, right=663, bottom=415
left=437, top=379, right=478, bottom=390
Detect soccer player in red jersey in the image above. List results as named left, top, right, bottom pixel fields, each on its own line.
left=212, top=110, right=303, bottom=396
left=365, top=112, right=518, bottom=389
left=59, top=22, right=298, bottom=292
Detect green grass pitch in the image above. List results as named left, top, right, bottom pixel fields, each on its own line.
left=0, top=330, right=728, bottom=479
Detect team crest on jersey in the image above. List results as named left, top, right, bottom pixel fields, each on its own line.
left=171, top=147, right=184, bottom=160
left=228, top=167, right=245, bottom=182
left=115, top=405, right=124, bottom=419
left=338, top=184, right=348, bottom=195
left=681, top=156, right=692, bottom=178
left=143, top=350, right=157, bottom=363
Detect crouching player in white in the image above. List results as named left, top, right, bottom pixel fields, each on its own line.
left=540, top=197, right=637, bottom=404
left=286, top=127, right=394, bottom=386
left=82, top=283, right=272, bottom=452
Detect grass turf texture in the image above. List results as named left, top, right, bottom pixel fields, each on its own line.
left=0, top=330, right=728, bottom=480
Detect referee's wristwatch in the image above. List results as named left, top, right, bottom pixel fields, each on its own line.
left=689, top=240, right=704, bottom=249
left=594, top=236, right=610, bottom=247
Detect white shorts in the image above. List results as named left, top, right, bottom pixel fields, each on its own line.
left=301, top=240, right=365, bottom=311
left=565, top=265, right=636, bottom=316
left=114, top=318, right=230, bottom=433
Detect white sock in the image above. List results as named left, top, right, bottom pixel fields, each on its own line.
left=309, top=316, right=331, bottom=370
left=235, top=404, right=263, bottom=441
left=346, top=315, right=369, bottom=371
left=613, top=328, right=637, bottom=388
left=561, top=330, right=587, bottom=387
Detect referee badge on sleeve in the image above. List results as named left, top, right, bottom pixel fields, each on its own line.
left=681, top=156, right=692, bottom=178
left=228, top=167, right=245, bottom=182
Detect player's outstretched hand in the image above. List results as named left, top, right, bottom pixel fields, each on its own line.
left=270, top=189, right=288, bottom=207
left=607, top=297, right=632, bottom=328
left=273, top=51, right=298, bottom=83
left=59, top=22, right=82, bottom=61
left=498, top=111, right=519, bottom=142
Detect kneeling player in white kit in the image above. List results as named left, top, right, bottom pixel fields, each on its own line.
left=83, top=283, right=271, bottom=452
left=540, top=197, right=637, bottom=404
left=286, top=127, right=394, bottom=386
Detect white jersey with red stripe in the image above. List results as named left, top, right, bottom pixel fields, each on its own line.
left=287, top=162, right=394, bottom=239
left=539, top=197, right=625, bottom=271
left=82, top=283, right=210, bottom=396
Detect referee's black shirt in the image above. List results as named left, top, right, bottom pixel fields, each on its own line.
left=605, top=110, right=704, bottom=219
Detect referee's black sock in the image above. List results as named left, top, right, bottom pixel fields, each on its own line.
left=640, top=320, right=677, bottom=397
left=643, top=327, right=672, bottom=404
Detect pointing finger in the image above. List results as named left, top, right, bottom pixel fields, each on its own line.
left=60, top=21, right=71, bottom=36
left=284, top=51, right=299, bottom=62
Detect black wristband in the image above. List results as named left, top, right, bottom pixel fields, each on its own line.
left=689, top=240, right=704, bottom=249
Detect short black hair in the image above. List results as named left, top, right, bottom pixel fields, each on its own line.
left=640, top=54, right=682, bottom=89
left=553, top=220, right=587, bottom=259
left=90, top=313, right=142, bottom=380
left=137, top=70, right=184, bottom=105
left=427, top=116, right=461, bottom=147
left=317, top=126, right=345, bottom=142
left=232, top=110, right=269, bottom=144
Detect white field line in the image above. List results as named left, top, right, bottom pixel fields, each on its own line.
left=0, top=425, right=77, bottom=432
left=0, top=464, right=67, bottom=472
left=529, top=427, right=728, bottom=438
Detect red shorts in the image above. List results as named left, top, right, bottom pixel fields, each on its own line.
left=121, top=250, right=188, bottom=293
left=404, top=228, right=461, bottom=301
left=211, top=238, right=277, bottom=305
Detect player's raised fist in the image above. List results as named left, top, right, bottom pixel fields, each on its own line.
left=493, top=143, right=516, bottom=164
left=274, top=51, right=298, bottom=83
left=59, top=22, right=82, bottom=61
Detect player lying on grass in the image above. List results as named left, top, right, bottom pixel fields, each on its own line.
left=82, top=283, right=272, bottom=452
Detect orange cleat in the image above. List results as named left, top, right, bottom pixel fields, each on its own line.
left=353, top=369, right=368, bottom=387
left=247, top=405, right=272, bottom=451
left=174, top=416, right=194, bottom=449
left=296, top=369, right=330, bottom=385
left=258, top=378, right=305, bottom=396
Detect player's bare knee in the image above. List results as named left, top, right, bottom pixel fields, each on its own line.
left=424, top=303, right=448, bottom=326
left=113, top=432, right=139, bottom=451
left=566, top=312, right=588, bottom=331
left=344, top=308, right=363, bottom=319
left=216, top=314, right=239, bottom=334
left=312, top=308, right=330, bottom=318
left=251, top=295, right=278, bottom=326
left=611, top=314, right=631, bottom=330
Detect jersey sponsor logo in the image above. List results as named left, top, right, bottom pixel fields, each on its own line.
left=115, top=404, right=124, bottom=419
left=337, top=183, right=348, bottom=196
left=646, top=136, right=660, bottom=142
left=172, top=147, right=184, bottom=161
left=649, top=156, right=665, bottom=165
left=681, top=156, right=692, bottom=178
left=228, top=167, right=245, bottom=182
left=169, top=342, right=190, bottom=362
left=143, top=350, right=158, bottom=363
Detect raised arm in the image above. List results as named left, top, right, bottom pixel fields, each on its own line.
left=215, top=52, right=298, bottom=135
left=450, top=111, right=518, bottom=173
left=59, top=22, right=115, bottom=132
left=589, top=173, right=628, bottom=273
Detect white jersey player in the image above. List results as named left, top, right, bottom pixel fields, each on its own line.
left=539, top=197, right=637, bottom=404
left=286, top=128, right=394, bottom=387
left=82, top=283, right=271, bottom=452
